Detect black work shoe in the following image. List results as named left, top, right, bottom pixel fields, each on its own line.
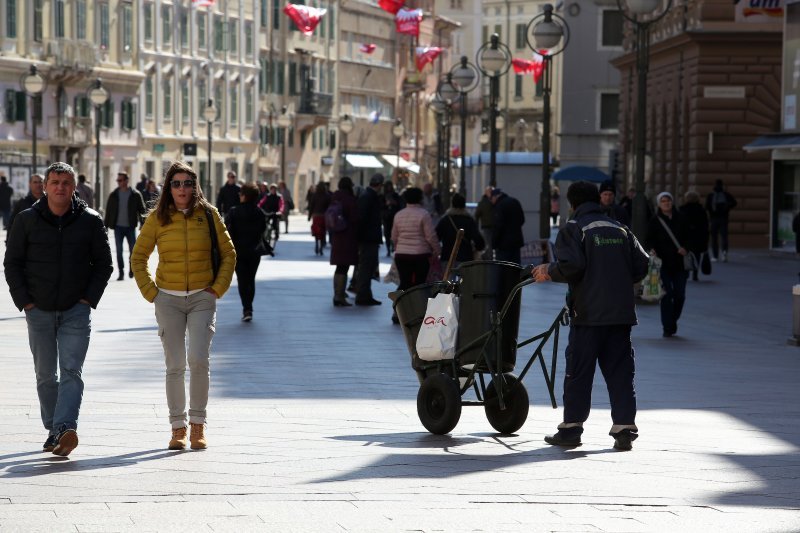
left=117, top=271, right=125, bottom=281
left=544, top=428, right=582, bottom=447
left=355, top=298, right=382, bottom=306
left=42, top=434, right=58, bottom=452
left=52, top=429, right=79, bottom=457
left=128, top=270, right=134, bottom=278
left=610, top=428, right=638, bottom=451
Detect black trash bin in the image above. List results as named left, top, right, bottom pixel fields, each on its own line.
left=391, top=282, right=447, bottom=382
left=455, top=261, right=525, bottom=373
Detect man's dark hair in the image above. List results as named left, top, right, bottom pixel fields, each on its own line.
left=117, top=172, right=130, bottom=181
left=78, top=174, right=87, bottom=183
left=44, top=162, right=76, bottom=183
left=239, top=182, right=259, bottom=203
left=403, top=187, right=423, bottom=205
left=0, top=176, right=6, bottom=183
left=566, top=181, right=601, bottom=210
left=451, top=193, right=466, bottom=209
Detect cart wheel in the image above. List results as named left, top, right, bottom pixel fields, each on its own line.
left=417, top=374, right=462, bottom=435
left=484, top=374, right=529, bottom=435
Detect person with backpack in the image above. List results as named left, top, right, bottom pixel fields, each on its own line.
left=329, top=177, right=359, bottom=306
left=705, top=179, right=737, bottom=262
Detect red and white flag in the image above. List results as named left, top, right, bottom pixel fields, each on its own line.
left=511, top=53, right=546, bottom=83
left=395, top=8, right=423, bottom=37
left=415, top=46, right=443, bottom=72
left=359, top=43, right=377, bottom=54
left=283, top=4, right=327, bottom=36
left=192, top=0, right=214, bottom=7
left=378, top=0, right=404, bottom=15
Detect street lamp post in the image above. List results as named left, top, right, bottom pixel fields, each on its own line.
left=203, top=98, right=216, bottom=196
left=21, top=65, right=46, bottom=177
left=391, top=119, right=405, bottom=183
left=616, top=0, right=673, bottom=239
left=476, top=34, right=511, bottom=188
left=527, top=3, right=570, bottom=239
left=88, top=79, right=109, bottom=211
left=437, top=74, right=459, bottom=205
left=277, top=106, right=292, bottom=184
left=450, top=56, right=480, bottom=197
left=339, top=114, right=353, bottom=177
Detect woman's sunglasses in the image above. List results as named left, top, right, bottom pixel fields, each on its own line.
left=170, top=179, right=195, bottom=189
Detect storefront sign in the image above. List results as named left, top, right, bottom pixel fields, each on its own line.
left=735, top=0, right=785, bottom=23
left=703, top=86, right=746, bottom=98
left=153, top=143, right=165, bottom=153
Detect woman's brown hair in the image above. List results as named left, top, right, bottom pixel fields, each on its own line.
left=153, top=160, right=212, bottom=225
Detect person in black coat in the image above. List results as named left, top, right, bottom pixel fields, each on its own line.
left=216, top=171, right=241, bottom=215
left=678, top=190, right=709, bottom=281
left=599, top=180, right=631, bottom=227
left=705, top=179, right=737, bottom=262
left=435, top=193, right=485, bottom=269
left=7, top=174, right=44, bottom=241
left=225, top=182, right=267, bottom=322
left=381, top=181, right=403, bottom=257
left=354, top=173, right=384, bottom=306
left=491, top=188, right=525, bottom=265
left=4, top=162, right=113, bottom=456
left=646, top=192, right=691, bottom=337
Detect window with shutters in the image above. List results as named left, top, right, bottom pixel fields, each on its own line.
left=229, top=20, right=237, bottom=54
left=181, top=81, right=190, bottom=124
left=600, top=8, right=623, bottom=48
left=198, top=13, right=206, bottom=49
left=6, top=0, right=17, bottom=38
left=54, top=0, right=65, bottom=38
left=289, top=62, right=297, bottom=95
left=245, top=87, right=253, bottom=126
left=273, top=1, right=280, bottom=29
left=121, top=2, right=133, bottom=53
left=245, top=22, right=253, bottom=57
left=599, top=92, right=620, bottom=130
left=214, top=84, right=223, bottom=124
left=76, top=0, right=86, bottom=39
left=145, top=77, right=154, bottom=118
left=143, top=2, right=152, bottom=43
left=98, top=2, right=109, bottom=48
left=162, top=4, right=172, bottom=47
left=99, top=100, right=114, bottom=129
left=515, top=23, right=526, bottom=50
left=261, top=0, right=268, bottom=28
left=514, top=76, right=523, bottom=99
left=214, top=16, right=225, bottom=52
left=121, top=99, right=136, bottom=131
left=74, top=95, right=90, bottom=118
left=180, top=9, right=189, bottom=49
left=230, top=85, right=238, bottom=125
left=164, top=78, right=172, bottom=121
left=4, top=90, right=25, bottom=122
left=33, top=0, right=43, bottom=42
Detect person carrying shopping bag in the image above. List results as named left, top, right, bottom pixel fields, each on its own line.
left=131, top=161, right=236, bottom=450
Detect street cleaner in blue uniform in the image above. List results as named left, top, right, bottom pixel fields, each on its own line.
left=532, top=180, right=649, bottom=450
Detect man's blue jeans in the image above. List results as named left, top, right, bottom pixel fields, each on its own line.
left=114, top=225, right=136, bottom=273
left=25, top=303, right=91, bottom=433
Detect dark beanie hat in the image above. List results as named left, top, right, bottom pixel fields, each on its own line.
left=599, top=180, right=615, bottom=194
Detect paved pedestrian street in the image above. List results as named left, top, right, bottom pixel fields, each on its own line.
left=1, top=216, right=799, bottom=532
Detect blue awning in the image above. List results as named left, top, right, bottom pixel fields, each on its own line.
left=551, top=165, right=610, bottom=183
left=743, top=133, right=800, bottom=152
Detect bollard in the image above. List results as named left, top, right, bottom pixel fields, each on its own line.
left=790, top=284, right=800, bottom=346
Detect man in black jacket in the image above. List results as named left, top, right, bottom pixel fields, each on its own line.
left=4, top=162, right=113, bottom=457
left=216, top=171, right=241, bottom=215
left=0, top=175, right=12, bottom=230
left=491, top=188, right=525, bottom=264
left=532, top=181, right=649, bottom=451
left=104, top=172, right=147, bottom=280
left=355, top=173, right=384, bottom=306
left=7, top=173, right=44, bottom=237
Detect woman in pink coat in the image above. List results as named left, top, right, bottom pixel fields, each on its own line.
left=391, top=187, right=441, bottom=292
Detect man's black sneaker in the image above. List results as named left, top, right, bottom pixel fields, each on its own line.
left=544, top=428, right=582, bottom=447
left=610, top=428, right=638, bottom=451
left=242, top=311, right=253, bottom=322
left=42, top=434, right=58, bottom=452
left=52, top=429, right=79, bottom=457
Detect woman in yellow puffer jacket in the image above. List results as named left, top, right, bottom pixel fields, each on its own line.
left=131, top=160, right=236, bottom=451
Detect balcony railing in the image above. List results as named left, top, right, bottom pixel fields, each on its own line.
left=44, top=39, right=97, bottom=71
left=48, top=116, right=92, bottom=146
left=299, top=91, right=333, bottom=116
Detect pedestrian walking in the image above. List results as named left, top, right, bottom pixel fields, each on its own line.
left=104, top=172, right=147, bottom=281
left=75, top=174, right=94, bottom=209
left=646, top=192, right=691, bottom=338
left=705, top=179, right=737, bottom=262
left=3, top=162, right=113, bottom=457
left=421, top=182, right=444, bottom=226
left=491, top=188, right=525, bottom=265
left=679, top=190, right=709, bottom=281
left=277, top=180, right=294, bottom=234
left=391, top=187, right=441, bottom=323
left=550, top=186, right=560, bottom=227
left=7, top=173, right=44, bottom=237
left=225, top=182, right=267, bottom=322
left=474, top=186, right=494, bottom=259
left=435, top=193, right=485, bottom=271
left=131, top=160, right=236, bottom=451
left=381, top=181, right=403, bottom=257
left=0, top=175, right=12, bottom=230
left=330, top=177, right=359, bottom=307
left=135, top=173, right=149, bottom=194
left=142, top=179, right=161, bottom=208
left=599, top=180, right=631, bottom=226
left=355, top=173, right=384, bottom=306
left=258, top=183, right=283, bottom=245
left=532, top=181, right=649, bottom=451
left=216, top=171, right=241, bottom=215
left=308, top=182, right=331, bottom=256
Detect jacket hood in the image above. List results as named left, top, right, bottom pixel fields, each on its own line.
left=444, top=207, right=470, bottom=217
left=572, top=202, right=604, bottom=219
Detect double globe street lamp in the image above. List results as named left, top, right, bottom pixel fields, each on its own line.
left=527, top=3, right=569, bottom=239
left=87, top=79, right=109, bottom=210
left=450, top=56, right=481, bottom=196
left=616, top=0, right=673, bottom=239
left=21, top=65, right=46, bottom=178
left=436, top=74, right=459, bottom=203
left=476, top=34, right=511, bottom=188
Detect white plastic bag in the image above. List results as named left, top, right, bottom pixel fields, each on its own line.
left=640, top=255, right=666, bottom=303
left=415, top=292, right=460, bottom=361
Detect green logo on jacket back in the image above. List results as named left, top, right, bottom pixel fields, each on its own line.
left=593, top=234, right=624, bottom=247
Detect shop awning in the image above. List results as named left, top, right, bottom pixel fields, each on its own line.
left=380, top=154, right=419, bottom=170
left=344, top=154, right=384, bottom=168
left=552, top=165, right=610, bottom=183
left=743, top=133, right=800, bottom=152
